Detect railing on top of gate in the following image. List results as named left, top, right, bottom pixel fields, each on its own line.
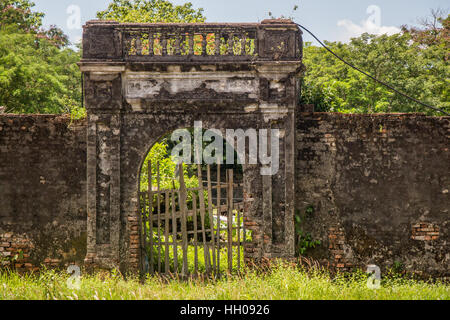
left=122, top=24, right=259, bottom=62
left=139, top=162, right=248, bottom=277
left=81, top=20, right=302, bottom=63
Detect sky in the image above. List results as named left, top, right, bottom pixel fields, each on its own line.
left=33, top=0, right=449, bottom=46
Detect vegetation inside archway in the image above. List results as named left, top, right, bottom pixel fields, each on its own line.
left=139, top=131, right=250, bottom=275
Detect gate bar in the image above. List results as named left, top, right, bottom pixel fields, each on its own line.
left=197, top=164, right=211, bottom=274
left=193, top=194, right=198, bottom=274
left=171, top=188, right=178, bottom=273
left=156, top=162, right=162, bottom=273
left=206, top=165, right=216, bottom=272
left=216, top=164, right=221, bottom=274
left=227, top=169, right=234, bottom=273
left=178, top=163, right=189, bottom=276
left=164, top=190, right=170, bottom=274
left=147, top=161, right=154, bottom=274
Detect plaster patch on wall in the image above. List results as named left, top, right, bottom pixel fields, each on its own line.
left=125, top=72, right=258, bottom=100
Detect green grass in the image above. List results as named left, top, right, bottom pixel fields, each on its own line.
left=146, top=213, right=251, bottom=274
left=148, top=243, right=245, bottom=274
left=0, top=264, right=448, bottom=300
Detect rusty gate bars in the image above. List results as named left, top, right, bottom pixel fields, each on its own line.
left=156, top=162, right=162, bottom=273
left=140, top=189, right=148, bottom=273
left=206, top=165, right=216, bottom=272
left=237, top=189, right=241, bottom=272
left=164, top=190, right=170, bottom=274
left=216, top=164, right=221, bottom=274
left=241, top=195, right=246, bottom=269
left=197, top=164, right=211, bottom=274
left=227, top=169, right=234, bottom=273
left=171, top=187, right=178, bottom=273
left=147, top=160, right=154, bottom=274
left=178, top=163, right=189, bottom=277
left=142, top=161, right=245, bottom=276
left=192, top=193, right=198, bottom=274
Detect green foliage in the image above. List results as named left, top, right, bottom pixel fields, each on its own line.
left=140, top=141, right=199, bottom=192
left=296, top=231, right=321, bottom=255
left=0, top=26, right=81, bottom=114
left=268, top=5, right=299, bottom=20
left=305, top=205, right=314, bottom=215
left=392, top=261, right=405, bottom=274
left=145, top=233, right=245, bottom=274
left=0, top=1, right=68, bottom=47
left=97, top=0, right=206, bottom=23
left=301, top=27, right=450, bottom=115
left=402, top=11, right=449, bottom=49
left=41, top=25, right=70, bottom=48
left=295, top=207, right=321, bottom=255
left=0, top=1, right=80, bottom=114
left=0, top=0, right=44, bottom=32
left=0, top=249, right=23, bottom=267
left=70, top=105, right=87, bottom=121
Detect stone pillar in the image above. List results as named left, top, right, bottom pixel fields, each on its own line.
left=81, top=66, right=124, bottom=269
left=256, top=62, right=303, bottom=258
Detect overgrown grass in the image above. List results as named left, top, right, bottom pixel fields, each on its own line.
left=0, top=264, right=448, bottom=300
left=147, top=243, right=245, bottom=274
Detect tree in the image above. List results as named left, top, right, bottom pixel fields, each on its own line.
left=0, top=26, right=81, bottom=114
left=301, top=11, right=450, bottom=115
left=0, top=1, right=83, bottom=114
left=402, top=9, right=449, bottom=48
left=0, top=0, right=70, bottom=48
left=0, top=0, right=44, bottom=32
left=40, top=25, right=70, bottom=49
left=97, top=0, right=206, bottom=23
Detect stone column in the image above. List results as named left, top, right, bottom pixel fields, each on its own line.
left=81, top=66, right=124, bottom=269
left=256, top=62, right=303, bottom=258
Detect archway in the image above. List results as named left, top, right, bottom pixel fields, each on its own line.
left=80, top=19, right=303, bottom=272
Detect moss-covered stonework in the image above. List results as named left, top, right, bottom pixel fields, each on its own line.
left=0, top=115, right=87, bottom=271
left=296, top=113, right=449, bottom=278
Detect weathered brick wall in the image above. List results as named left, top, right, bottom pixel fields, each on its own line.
left=1, top=112, right=448, bottom=276
left=296, top=112, right=449, bottom=277
left=0, top=115, right=87, bottom=272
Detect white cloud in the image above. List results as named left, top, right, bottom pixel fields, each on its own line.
left=337, top=19, right=401, bottom=39
left=337, top=5, right=401, bottom=42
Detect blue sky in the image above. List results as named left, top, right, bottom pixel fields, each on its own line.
left=33, top=0, right=449, bottom=45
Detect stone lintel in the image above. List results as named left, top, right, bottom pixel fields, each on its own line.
left=79, top=64, right=126, bottom=74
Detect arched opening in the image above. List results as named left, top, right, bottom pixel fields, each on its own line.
left=138, top=128, right=251, bottom=276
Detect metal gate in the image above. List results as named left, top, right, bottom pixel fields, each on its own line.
left=139, top=162, right=247, bottom=277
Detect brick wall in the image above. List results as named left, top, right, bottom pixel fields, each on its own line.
left=411, top=223, right=440, bottom=241
left=1, top=112, right=448, bottom=277
left=0, top=233, right=34, bottom=272
left=0, top=115, right=87, bottom=271
left=296, top=112, right=449, bottom=277
left=327, top=227, right=353, bottom=270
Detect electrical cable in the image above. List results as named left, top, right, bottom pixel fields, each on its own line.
left=296, top=23, right=450, bottom=116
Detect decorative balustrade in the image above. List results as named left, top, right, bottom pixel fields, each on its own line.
left=123, top=25, right=258, bottom=61
left=82, top=20, right=302, bottom=63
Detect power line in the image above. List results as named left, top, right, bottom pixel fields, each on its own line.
left=296, top=23, right=450, bottom=116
